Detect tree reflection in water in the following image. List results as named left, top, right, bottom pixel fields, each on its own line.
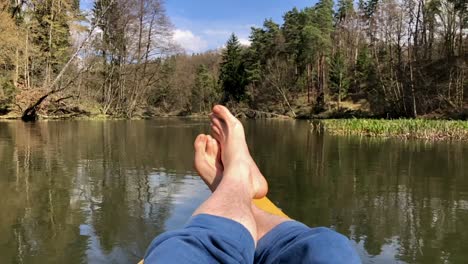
left=0, top=120, right=210, bottom=263
left=247, top=119, right=468, bottom=264
left=0, top=119, right=466, bottom=263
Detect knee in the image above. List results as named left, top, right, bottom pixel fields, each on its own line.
left=299, top=227, right=361, bottom=263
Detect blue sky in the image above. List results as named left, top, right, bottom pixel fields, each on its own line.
left=80, top=0, right=316, bottom=53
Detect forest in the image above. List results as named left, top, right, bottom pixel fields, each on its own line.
left=0, top=0, right=466, bottom=120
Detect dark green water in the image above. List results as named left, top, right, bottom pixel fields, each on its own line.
left=0, top=119, right=466, bottom=264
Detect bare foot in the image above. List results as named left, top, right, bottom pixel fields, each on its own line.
left=210, top=105, right=268, bottom=199
left=194, top=134, right=223, bottom=191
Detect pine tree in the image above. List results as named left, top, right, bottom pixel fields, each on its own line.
left=283, top=8, right=305, bottom=64
left=330, top=51, right=350, bottom=107
left=245, top=19, right=283, bottom=88
left=192, top=64, right=217, bottom=113
left=219, top=34, right=248, bottom=103
left=337, top=0, right=355, bottom=22
left=312, top=0, right=334, bottom=38
left=302, top=0, right=334, bottom=111
left=355, top=46, right=374, bottom=92
left=32, top=0, right=76, bottom=85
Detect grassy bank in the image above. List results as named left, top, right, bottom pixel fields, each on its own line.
left=321, top=119, right=468, bottom=141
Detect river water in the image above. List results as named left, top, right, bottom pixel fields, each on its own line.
left=0, top=119, right=466, bottom=263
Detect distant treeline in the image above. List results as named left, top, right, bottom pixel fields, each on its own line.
left=0, top=0, right=466, bottom=120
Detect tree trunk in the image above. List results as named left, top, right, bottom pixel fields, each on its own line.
left=307, top=63, right=311, bottom=104
left=25, top=29, right=30, bottom=89
left=315, top=55, right=325, bottom=113
left=21, top=92, right=52, bottom=121
left=458, top=12, right=464, bottom=56
left=14, top=27, right=19, bottom=87
left=409, top=62, right=417, bottom=118
left=44, top=0, right=56, bottom=87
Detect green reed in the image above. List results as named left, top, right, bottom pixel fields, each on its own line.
left=321, top=119, right=468, bottom=141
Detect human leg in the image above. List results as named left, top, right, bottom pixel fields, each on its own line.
left=144, top=106, right=267, bottom=264
left=193, top=115, right=290, bottom=242
left=194, top=105, right=361, bottom=264
left=193, top=134, right=361, bottom=264
left=254, top=221, right=361, bottom=264
left=192, top=105, right=270, bottom=239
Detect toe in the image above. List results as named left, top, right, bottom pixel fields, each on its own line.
left=194, top=134, right=207, bottom=152
left=211, top=124, right=222, bottom=142
left=206, top=135, right=213, bottom=146
left=206, top=136, right=219, bottom=157
left=213, top=105, right=236, bottom=123
left=210, top=116, right=223, bottom=131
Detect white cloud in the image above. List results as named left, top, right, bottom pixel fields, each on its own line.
left=173, top=29, right=208, bottom=53
left=239, top=38, right=251, bottom=46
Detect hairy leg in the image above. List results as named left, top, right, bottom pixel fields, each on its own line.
left=192, top=105, right=268, bottom=241
left=252, top=205, right=290, bottom=240
left=194, top=106, right=290, bottom=241
left=209, top=106, right=268, bottom=199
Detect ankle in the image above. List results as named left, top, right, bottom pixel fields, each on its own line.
left=224, top=159, right=249, bottom=175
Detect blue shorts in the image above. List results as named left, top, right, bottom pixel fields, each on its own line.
left=144, top=214, right=361, bottom=264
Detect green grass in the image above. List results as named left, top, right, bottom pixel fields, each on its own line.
left=321, top=119, right=468, bottom=141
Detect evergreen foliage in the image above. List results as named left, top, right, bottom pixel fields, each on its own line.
left=0, top=0, right=465, bottom=119
left=192, top=64, right=219, bottom=113
left=219, top=34, right=248, bottom=103
left=329, top=51, right=350, bottom=104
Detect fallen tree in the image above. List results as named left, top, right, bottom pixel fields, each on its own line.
left=21, top=1, right=114, bottom=122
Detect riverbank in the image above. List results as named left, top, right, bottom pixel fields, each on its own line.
left=0, top=107, right=292, bottom=120
left=2, top=107, right=468, bottom=141
left=0, top=111, right=211, bottom=121
left=320, top=119, right=468, bottom=141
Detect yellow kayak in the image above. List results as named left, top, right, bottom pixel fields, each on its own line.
left=138, top=197, right=288, bottom=264
left=252, top=197, right=289, bottom=218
